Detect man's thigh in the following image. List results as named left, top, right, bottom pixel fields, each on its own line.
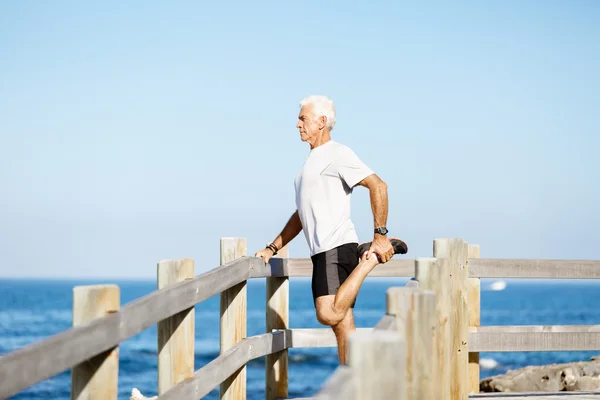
left=311, top=242, right=359, bottom=307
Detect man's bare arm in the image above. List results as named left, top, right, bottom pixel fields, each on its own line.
left=357, top=174, right=388, bottom=230
left=256, top=211, right=303, bottom=263
left=357, top=174, right=394, bottom=263
left=271, top=210, right=303, bottom=251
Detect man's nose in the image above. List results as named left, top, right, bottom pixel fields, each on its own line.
left=296, top=121, right=302, bottom=129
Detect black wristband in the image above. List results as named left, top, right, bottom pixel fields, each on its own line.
left=267, top=243, right=278, bottom=255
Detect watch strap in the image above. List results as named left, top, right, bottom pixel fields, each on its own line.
left=374, top=227, right=389, bottom=235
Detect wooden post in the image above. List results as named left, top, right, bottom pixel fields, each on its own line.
left=71, top=285, right=120, bottom=400
left=433, top=238, right=469, bottom=400
left=467, top=244, right=481, bottom=394
left=386, top=287, right=436, bottom=400
left=415, top=257, right=449, bottom=400
left=220, top=237, right=247, bottom=400
left=266, top=245, right=289, bottom=400
left=348, top=330, right=406, bottom=400
left=157, top=259, right=195, bottom=394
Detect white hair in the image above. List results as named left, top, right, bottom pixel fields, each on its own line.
left=299, top=95, right=336, bottom=130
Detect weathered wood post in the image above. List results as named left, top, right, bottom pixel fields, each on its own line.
left=431, top=238, right=469, bottom=400
left=386, top=286, right=436, bottom=400
left=467, top=244, right=481, bottom=393
left=220, top=237, right=248, bottom=400
left=266, top=245, right=289, bottom=400
left=71, top=285, right=120, bottom=400
left=348, top=329, right=406, bottom=400
left=415, top=257, right=449, bottom=400
left=157, top=259, right=195, bottom=394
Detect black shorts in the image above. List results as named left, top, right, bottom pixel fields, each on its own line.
left=311, top=242, right=359, bottom=308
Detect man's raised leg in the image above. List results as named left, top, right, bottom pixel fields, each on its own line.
left=314, top=238, right=407, bottom=326
left=328, top=238, right=408, bottom=323
left=314, top=255, right=379, bottom=327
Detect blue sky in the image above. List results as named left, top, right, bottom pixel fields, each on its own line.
left=1, top=1, right=598, bottom=278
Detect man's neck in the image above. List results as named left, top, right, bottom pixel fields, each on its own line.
left=310, top=131, right=332, bottom=150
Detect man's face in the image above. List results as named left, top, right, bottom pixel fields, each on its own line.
left=296, top=104, right=324, bottom=145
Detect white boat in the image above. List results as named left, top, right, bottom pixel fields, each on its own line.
left=490, top=280, right=507, bottom=291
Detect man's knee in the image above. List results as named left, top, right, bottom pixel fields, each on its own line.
left=315, top=297, right=344, bottom=326
left=316, top=309, right=343, bottom=326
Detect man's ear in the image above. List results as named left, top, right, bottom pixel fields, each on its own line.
left=319, top=115, right=327, bottom=130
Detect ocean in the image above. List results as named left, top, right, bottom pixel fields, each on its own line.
left=1, top=277, right=600, bottom=399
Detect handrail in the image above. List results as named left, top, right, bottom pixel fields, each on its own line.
left=265, top=257, right=600, bottom=279
left=283, top=258, right=415, bottom=277
left=469, top=324, right=600, bottom=352
left=469, top=258, right=600, bottom=279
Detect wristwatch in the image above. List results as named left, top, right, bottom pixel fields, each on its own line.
left=374, top=227, right=388, bottom=236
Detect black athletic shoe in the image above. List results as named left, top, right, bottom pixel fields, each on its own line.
left=357, top=238, right=408, bottom=260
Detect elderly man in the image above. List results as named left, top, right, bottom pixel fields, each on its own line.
left=255, top=95, right=407, bottom=363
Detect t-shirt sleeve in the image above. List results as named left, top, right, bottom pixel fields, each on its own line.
left=336, top=147, right=374, bottom=188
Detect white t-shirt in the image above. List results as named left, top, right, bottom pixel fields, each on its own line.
left=294, top=140, right=374, bottom=256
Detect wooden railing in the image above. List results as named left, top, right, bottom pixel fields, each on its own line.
left=1, top=237, right=600, bottom=400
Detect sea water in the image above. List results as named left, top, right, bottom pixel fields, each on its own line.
left=1, top=278, right=600, bottom=399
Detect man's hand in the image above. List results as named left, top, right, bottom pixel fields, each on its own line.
left=366, top=235, right=394, bottom=263
left=255, top=248, right=275, bottom=264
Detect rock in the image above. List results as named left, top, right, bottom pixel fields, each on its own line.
left=480, top=356, right=600, bottom=392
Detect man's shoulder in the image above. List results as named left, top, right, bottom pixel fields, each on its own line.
left=327, top=140, right=360, bottom=159
left=327, top=140, right=354, bottom=153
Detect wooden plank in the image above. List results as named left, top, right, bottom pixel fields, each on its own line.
left=434, top=238, right=469, bottom=400
left=468, top=244, right=481, bottom=394
left=220, top=237, right=247, bottom=400
left=248, top=256, right=288, bottom=278
left=71, top=284, right=120, bottom=400
left=0, top=309, right=121, bottom=399
left=159, top=332, right=287, bottom=400
left=255, top=256, right=600, bottom=280
left=313, top=367, right=354, bottom=400
left=469, top=259, right=600, bottom=279
left=406, top=277, right=420, bottom=288
left=347, top=329, right=406, bottom=400
left=0, top=256, right=250, bottom=399
left=414, top=289, right=436, bottom=400
left=469, top=325, right=600, bottom=352
left=157, top=259, right=195, bottom=394
left=286, top=258, right=415, bottom=277
left=386, top=287, right=436, bottom=400
left=266, top=245, right=289, bottom=400
left=285, top=328, right=373, bottom=348
left=416, top=257, right=450, bottom=400
left=374, top=314, right=396, bottom=331
left=386, top=288, right=414, bottom=396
